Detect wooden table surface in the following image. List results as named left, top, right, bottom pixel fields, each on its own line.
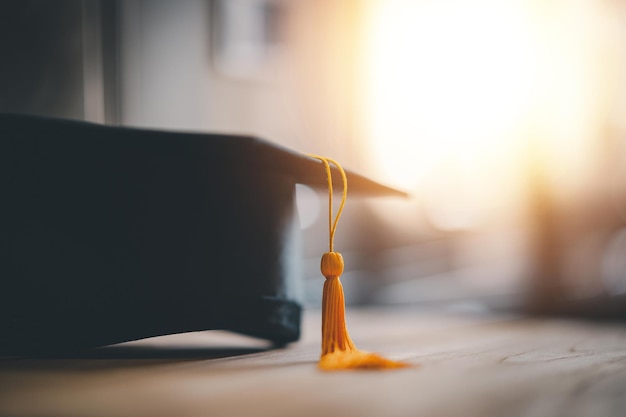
left=2, top=308, right=626, bottom=417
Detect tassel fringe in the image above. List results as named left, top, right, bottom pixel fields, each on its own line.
left=319, top=273, right=409, bottom=371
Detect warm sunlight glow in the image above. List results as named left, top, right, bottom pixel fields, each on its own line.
left=361, top=0, right=535, bottom=189
left=359, top=0, right=620, bottom=225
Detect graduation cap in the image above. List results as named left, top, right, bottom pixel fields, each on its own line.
left=0, top=113, right=404, bottom=355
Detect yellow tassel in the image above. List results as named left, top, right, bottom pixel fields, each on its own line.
left=308, top=155, right=410, bottom=371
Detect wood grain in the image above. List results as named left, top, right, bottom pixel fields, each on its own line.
left=1, top=309, right=626, bottom=417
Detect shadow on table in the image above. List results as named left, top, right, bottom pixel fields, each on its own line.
left=0, top=345, right=274, bottom=371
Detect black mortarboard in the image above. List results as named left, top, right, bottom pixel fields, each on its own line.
left=0, top=114, right=404, bottom=354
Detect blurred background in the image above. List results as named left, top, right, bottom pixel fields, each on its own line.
left=3, top=0, right=626, bottom=317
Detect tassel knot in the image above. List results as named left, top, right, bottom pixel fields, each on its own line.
left=321, top=251, right=344, bottom=278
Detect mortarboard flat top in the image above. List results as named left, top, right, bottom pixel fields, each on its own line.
left=0, top=113, right=405, bottom=355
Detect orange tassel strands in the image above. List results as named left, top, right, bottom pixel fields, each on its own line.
left=308, top=155, right=410, bottom=371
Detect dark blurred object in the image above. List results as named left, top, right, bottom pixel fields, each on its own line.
left=0, top=1, right=84, bottom=119
left=0, top=114, right=403, bottom=355
left=0, top=1, right=118, bottom=122
left=524, top=140, right=626, bottom=320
